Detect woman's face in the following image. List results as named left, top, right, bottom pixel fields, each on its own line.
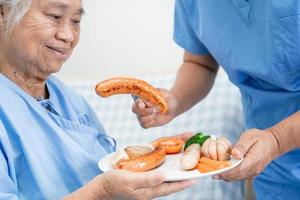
left=1, top=0, right=83, bottom=78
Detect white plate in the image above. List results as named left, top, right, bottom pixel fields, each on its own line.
left=98, top=152, right=243, bottom=182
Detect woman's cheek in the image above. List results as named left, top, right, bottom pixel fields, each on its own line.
left=71, top=27, right=81, bottom=48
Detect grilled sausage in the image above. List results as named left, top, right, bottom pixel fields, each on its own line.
left=116, top=148, right=166, bottom=172
left=95, top=77, right=168, bottom=113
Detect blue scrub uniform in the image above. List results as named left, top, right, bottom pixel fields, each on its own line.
left=174, top=0, right=300, bottom=199
left=0, top=74, right=115, bottom=199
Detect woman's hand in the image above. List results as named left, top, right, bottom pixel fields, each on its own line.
left=65, top=170, right=195, bottom=200
left=132, top=89, right=179, bottom=128
left=99, top=170, right=195, bottom=200
left=216, top=129, right=280, bottom=181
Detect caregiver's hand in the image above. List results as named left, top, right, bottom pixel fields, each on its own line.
left=132, top=89, right=179, bottom=128
left=216, top=129, right=280, bottom=181
left=99, top=170, right=195, bottom=200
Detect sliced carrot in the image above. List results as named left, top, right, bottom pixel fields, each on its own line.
left=196, top=163, right=215, bottom=173
left=199, top=157, right=231, bottom=170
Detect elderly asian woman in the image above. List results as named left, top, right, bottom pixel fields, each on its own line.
left=0, top=0, right=195, bottom=199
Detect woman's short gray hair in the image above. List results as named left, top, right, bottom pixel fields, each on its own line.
left=0, top=0, right=32, bottom=32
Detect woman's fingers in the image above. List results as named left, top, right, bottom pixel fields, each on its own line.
left=129, top=171, right=166, bottom=189
left=130, top=171, right=196, bottom=199
left=149, top=180, right=196, bottom=198
left=101, top=170, right=195, bottom=200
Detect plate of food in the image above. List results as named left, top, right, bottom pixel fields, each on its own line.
left=98, top=133, right=243, bottom=182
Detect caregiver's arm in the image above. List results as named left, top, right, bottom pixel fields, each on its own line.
left=217, top=111, right=300, bottom=181
left=132, top=51, right=219, bottom=128
left=268, top=111, right=300, bottom=153
left=170, top=51, right=219, bottom=115
left=64, top=170, right=195, bottom=200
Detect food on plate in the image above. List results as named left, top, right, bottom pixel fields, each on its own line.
left=217, top=137, right=233, bottom=160
left=180, top=143, right=201, bottom=170
left=201, top=137, right=218, bottom=160
left=111, top=136, right=185, bottom=172
left=95, top=77, right=168, bottom=113
left=201, top=136, right=232, bottom=161
left=180, top=133, right=233, bottom=172
left=115, top=147, right=166, bottom=172
left=152, top=137, right=184, bottom=154
left=199, top=157, right=231, bottom=169
left=196, top=163, right=215, bottom=173
left=124, top=145, right=154, bottom=159
left=184, top=132, right=211, bottom=150
left=197, top=157, right=231, bottom=173
left=111, top=149, right=129, bottom=168
left=109, top=133, right=233, bottom=174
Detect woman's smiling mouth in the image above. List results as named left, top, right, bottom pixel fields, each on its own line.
left=46, top=46, right=70, bottom=60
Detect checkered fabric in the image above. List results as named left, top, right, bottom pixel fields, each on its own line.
left=68, top=69, right=245, bottom=200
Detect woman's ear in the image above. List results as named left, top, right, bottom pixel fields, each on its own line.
left=0, top=5, right=7, bottom=35
left=0, top=6, right=4, bottom=30
left=0, top=5, right=3, bottom=17
left=0, top=4, right=5, bottom=17
left=0, top=5, right=7, bottom=31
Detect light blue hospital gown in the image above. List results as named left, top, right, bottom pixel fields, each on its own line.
left=174, top=0, right=300, bottom=199
left=0, top=74, right=115, bottom=199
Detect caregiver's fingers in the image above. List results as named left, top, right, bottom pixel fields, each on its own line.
left=132, top=99, right=157, bottom=116
left=138, top=114, right=156, bottom=125
left=217, top=129, right=279, bottom=181
left=231, top=132, right=258, bottom=159
left=216, top=155, right=255, bottom=181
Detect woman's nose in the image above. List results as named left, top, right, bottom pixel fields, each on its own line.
left=56, top=22, right=75, bottom=43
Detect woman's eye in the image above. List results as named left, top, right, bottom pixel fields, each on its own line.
left=47, top=14, right=62, bottom=20
left=72, top=20, right=81, bottom=24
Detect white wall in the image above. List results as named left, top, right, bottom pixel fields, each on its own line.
left=57, top=0, right=183, bottom=81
